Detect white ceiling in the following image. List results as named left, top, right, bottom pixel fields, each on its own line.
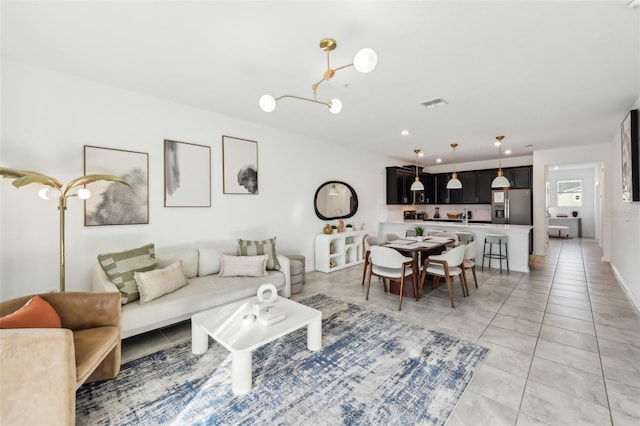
left=2, top=1, right=639, bottom=165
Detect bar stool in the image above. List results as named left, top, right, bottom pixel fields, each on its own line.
left=482, top=233, right=509, bottom=273
left=455, top=231, right=475, bottom=245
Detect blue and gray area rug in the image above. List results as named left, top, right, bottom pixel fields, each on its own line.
left=77, top=294, right=488, bottom=425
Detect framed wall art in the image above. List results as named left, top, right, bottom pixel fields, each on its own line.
left=164, top=140, right=211, bottom=207
left=621, top=109, right=639, bottom=202
left=83, top=145, right=149, bottom=225
left=222, top=135, right=258, bottom=194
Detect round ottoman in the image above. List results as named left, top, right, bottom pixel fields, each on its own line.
left=286, top=255, right=306, bottom=295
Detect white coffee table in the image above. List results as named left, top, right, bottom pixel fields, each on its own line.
left=191, top=295, right=322, bottom=395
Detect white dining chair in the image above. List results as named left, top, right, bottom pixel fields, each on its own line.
left=384, top=233, right=401, bottom=243
left=361, top=235, right=381, bottom=286
left=461, top=240, right=478, bottom=292
left=367, top=246, right=417, bottom=311
left=431, top=232, right=459, bottom=249
left=419, top=244, right=467, bottom=307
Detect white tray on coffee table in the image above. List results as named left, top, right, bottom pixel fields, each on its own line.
left=191, top=295, right=322, bottom=395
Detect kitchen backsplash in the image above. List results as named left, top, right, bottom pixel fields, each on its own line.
left=386, top=204, right=492, bottom=222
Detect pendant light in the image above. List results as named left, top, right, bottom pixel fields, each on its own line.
left=446, top=143, right=462, bottom=189
left=491, top=135, right=511, bottom=188
left=410, top=149, right=424, bottom=191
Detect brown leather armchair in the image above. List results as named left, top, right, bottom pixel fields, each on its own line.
left=0, top=292, right=121, bottom=426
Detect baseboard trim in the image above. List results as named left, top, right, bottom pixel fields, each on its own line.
left=611, top=263, right=640, bottom=313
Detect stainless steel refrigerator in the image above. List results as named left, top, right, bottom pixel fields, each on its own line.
left=491, top=188, right=532, bottom=225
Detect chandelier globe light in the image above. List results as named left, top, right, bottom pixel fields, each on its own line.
left=410, top=149, right=425, bottom=191
left=259, top=38, right=377, bottom=113
left=491, top=135, right=511, bottom=188
left=446, top=143, right=462, bottom=189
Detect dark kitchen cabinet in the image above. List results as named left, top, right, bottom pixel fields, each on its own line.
left=513, top=166, right=532, bottom=188
left=386, top=165, right=531, bottom=205
left=386, top=166, right=429, bottom=205
left=421, top=173, right=436, bottom=204
left=460, top=172, right=477, bottom=203
left=386, top=166, right=413, bottom=204
left=476, top=169, right=494, bottom=203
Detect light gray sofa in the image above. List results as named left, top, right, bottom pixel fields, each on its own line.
left=92, top=241, right=290, bottom=339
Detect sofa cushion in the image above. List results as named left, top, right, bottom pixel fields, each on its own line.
left=219, top=254, right=268, bottom=277
left=198, top=246, right=237, bottom=276
left=157, top=249, right=198, bottom=279
left=0, top=295, right=62, bottom=329
left=237, top=237, right=280, bottom=270
left=118, top=271, right=286, bottom=335
left=134, top=261, right=189, bottom=304
left=97, top=243, right=157, bottom=304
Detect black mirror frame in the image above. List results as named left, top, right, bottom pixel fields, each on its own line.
left=313, top=180, right=359, bottom=221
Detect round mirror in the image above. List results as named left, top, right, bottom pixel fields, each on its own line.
left=314, top=181, right=358, bottom=220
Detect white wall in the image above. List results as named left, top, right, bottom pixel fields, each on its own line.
left=605, top=96, right=640, bottom=310
left=547, top=166, right=597, bottom=238
left=0, top=60, right=388, bottom=300
left=532, top=143, right=610, bottom=255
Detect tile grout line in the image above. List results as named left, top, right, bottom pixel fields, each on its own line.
left=512, top=238, right=561, bottom=426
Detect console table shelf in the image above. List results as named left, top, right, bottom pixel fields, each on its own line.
left=315, top=230, right=366, bottom=273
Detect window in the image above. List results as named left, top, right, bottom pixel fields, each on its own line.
left=557, top=180, right=582, bottom=207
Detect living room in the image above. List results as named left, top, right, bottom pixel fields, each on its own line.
left=2, top=1, right=640, bottom=425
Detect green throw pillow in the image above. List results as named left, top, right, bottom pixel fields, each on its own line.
left=237, top=237, right=280, bottom=270
left=97, top=243, right=157, bottom=304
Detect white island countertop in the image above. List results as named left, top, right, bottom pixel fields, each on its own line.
left=397, top=220, right=533, bottom=232
left=380, top=221, right=533, bottom=272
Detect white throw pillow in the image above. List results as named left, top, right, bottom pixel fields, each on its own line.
left=134, top=261, right=189, bottom=304
left=219, top=254, right=268, bottom=277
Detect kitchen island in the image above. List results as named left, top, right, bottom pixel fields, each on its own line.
left=379, top=220, right=533, bottom=273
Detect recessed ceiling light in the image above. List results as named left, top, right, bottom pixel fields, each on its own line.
left=554, top=166, right=559, bottom=170
left=418, top=151, right=424, bottom=157
left=436, top=158, right=442, bottom=163
left=421, top=97, right=448, bottom=109
left=494, top=141, right=501, bottom=146
left=401, top=130, right=409, bottom=136
left=504, top=150, right=512, bottom=155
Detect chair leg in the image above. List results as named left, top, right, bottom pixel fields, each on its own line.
left=381, top=277, right=388, bottom=293
left=498, top=241, right=503, bottom=274
left=444, top=276, right=455, bottom=308
left=461, top=269, right=469, bottom=297
left=366, top=272, right=373, bottom=301
left=505, top=242, right=509, bottom=272
left=398, top=275, right=405, bottom=311
left=361, top=251, right=370, bottom=286
left=471, top=266, right=479, bottom=288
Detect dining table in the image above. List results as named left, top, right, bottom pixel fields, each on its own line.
left=382, top=236, right=453, bottom=299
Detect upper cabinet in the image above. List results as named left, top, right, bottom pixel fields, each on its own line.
left=386, top=166, right=428, bottom=205
left=387, top=165, right=532, bottom=205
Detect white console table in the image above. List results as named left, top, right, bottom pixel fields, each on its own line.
left=314, top=230, right=366, bottom=273
left=548, top=217, right=582, bottom=238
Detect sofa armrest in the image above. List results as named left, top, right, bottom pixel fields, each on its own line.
left=0, top=329, right=77, bottom=425
left=92, top=263, right=120, bottom=293
left=276, top=254, right=291, bottom=298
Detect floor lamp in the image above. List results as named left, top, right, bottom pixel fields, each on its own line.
left=0, top=167, right=129, bottom=292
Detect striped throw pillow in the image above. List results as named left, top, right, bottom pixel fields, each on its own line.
left=98, top=243, right=157, bottom=304
left=237, top=237, right=280, bottom=270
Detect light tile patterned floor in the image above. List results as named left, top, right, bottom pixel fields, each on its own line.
left=121, top=238, right=640, bottom=425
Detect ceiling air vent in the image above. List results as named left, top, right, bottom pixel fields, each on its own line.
left=421, top=97, right=448, bottom=109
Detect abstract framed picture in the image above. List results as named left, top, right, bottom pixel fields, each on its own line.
left=222, top=135, right=258, bottom=194
left=83, top=145, right=149, bottom=225
left=621, top=109, right=639, bottom=202
left=164, top=140, right=211, bottom=207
